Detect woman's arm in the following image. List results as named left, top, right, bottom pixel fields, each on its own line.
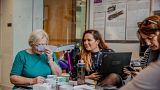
left=45, top=48, right=62, bottom=75
left=10, top=75, right=45, bottom=86
left=119, top=61, right=160, bottom=90
left=85, top=72, right=101, bottom=80
left=48, top=59, right=62, bottom=75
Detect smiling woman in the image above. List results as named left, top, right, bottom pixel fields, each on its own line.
left=79, top=30, right=130, bottom=88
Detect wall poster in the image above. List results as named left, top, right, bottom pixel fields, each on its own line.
left=91, top=0, right=151, bottom=41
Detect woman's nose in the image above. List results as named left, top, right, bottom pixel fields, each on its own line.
left=84, top=41, right=88, bottom=44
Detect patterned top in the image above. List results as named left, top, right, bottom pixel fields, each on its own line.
left=138, top=48, right=151, bottom=68
left=136, top=48, right=159, bottom=68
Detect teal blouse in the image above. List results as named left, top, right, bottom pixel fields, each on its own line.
left=10, top=49, right=60, bottom=78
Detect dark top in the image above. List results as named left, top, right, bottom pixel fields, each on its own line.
left=88, top=48, right=115, bottom=74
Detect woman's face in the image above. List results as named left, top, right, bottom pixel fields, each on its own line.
left=140, top=31, right=160, bottom=50
left=83, top=33, right=99, bottom=52
left=32, top=38, right=47, bottom=54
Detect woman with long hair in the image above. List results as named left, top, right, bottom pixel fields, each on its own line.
left=80, top=29, right=129, bottom=88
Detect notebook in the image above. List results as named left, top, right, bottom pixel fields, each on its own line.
left=99, top=52, right=132, bottom=75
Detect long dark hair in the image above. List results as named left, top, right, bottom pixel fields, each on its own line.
left=81, top=29, right=108, bottom=51
left=80, top=29, right=108, bottom=71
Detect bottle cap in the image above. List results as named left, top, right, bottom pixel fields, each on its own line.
left=78, top=60, right=85, bottom=67
left=78, top=59, right=84, bottom=63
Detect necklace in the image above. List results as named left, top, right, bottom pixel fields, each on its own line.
left=91, top=51, right=102, bottom=72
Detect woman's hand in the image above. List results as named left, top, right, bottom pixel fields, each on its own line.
left=86, top=72, right=101, bottom=80
left=123, top=67, right=131, bottom=76
left=122, top=67, right=132, bottom=79
left=32, top=76, right=46, bottom=84
left=44, top=47, right=53, bottom=60
left=44, top=47, right=62, bottom=75
left=10, top=75, right=45, bottom=86
left=131, top=71, right=139, bottom=77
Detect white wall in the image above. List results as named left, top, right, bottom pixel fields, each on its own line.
left=109, top=43, right=140, bottom=60
left=0, top=0, right=14, bottom=88
left=152, top=0, right=160, bottom=11
left=13, top=0, right=43, bottom=58
left=0, top=0, right=43, bottom=88
left=13, top=0, right=33, bottom=58
left=33, top=0, right=43, bottom=31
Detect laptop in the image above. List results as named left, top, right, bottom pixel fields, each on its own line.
left=99, top=52, right=132, bottom=75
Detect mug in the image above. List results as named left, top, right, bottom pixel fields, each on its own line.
left=56, top=76, right=67, bottom=85
left=46, top=75, right=57, bottom=84
left=61, top=73, right=70, bottom=82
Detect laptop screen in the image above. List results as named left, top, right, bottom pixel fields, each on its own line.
left=99, top=52, right=132, bottom=75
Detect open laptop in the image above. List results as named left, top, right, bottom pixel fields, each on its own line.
left=99, top=52, right=132, bottom=75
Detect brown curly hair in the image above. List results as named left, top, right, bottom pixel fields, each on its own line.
left=137, top=15, right=160, bottom=45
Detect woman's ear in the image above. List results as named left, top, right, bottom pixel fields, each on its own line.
left=96, top=40, right=100, bottom=44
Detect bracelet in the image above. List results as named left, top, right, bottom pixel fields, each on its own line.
left=48, top=59, right=54, bottom=63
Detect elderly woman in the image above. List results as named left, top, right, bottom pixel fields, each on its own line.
left=10, top=29, right=62, bottom=89
left=119, top=15, right=160, bottom=90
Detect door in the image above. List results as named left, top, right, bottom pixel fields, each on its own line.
left=44, top=0, right=76, bottom=45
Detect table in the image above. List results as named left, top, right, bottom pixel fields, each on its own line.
left=33, top=83, right=96, bottom=90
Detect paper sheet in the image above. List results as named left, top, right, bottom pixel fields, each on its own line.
left=92, top=0, right=151, bottom=41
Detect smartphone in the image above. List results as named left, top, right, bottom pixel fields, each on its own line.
left=125, top=66, right=135, bottom=71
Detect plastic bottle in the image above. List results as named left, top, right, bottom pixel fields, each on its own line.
left=77, top=59, right=85, bottom=85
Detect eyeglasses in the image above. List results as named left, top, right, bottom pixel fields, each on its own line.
left=33, top=43, right=47, bottom=46
left=33, top=43, right=48, bottom=52
left=138, top=19, right=158, bottom=27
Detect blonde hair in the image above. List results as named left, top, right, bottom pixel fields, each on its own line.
left=28, top=29, right=49, bottom=47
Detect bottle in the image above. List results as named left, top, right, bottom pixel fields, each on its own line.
left=70, top=43, right=80, bottom=81
left=77, top=59, right=85, bottom=85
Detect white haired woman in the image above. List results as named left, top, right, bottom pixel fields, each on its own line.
left=10, top=29, right=62, bottom=89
